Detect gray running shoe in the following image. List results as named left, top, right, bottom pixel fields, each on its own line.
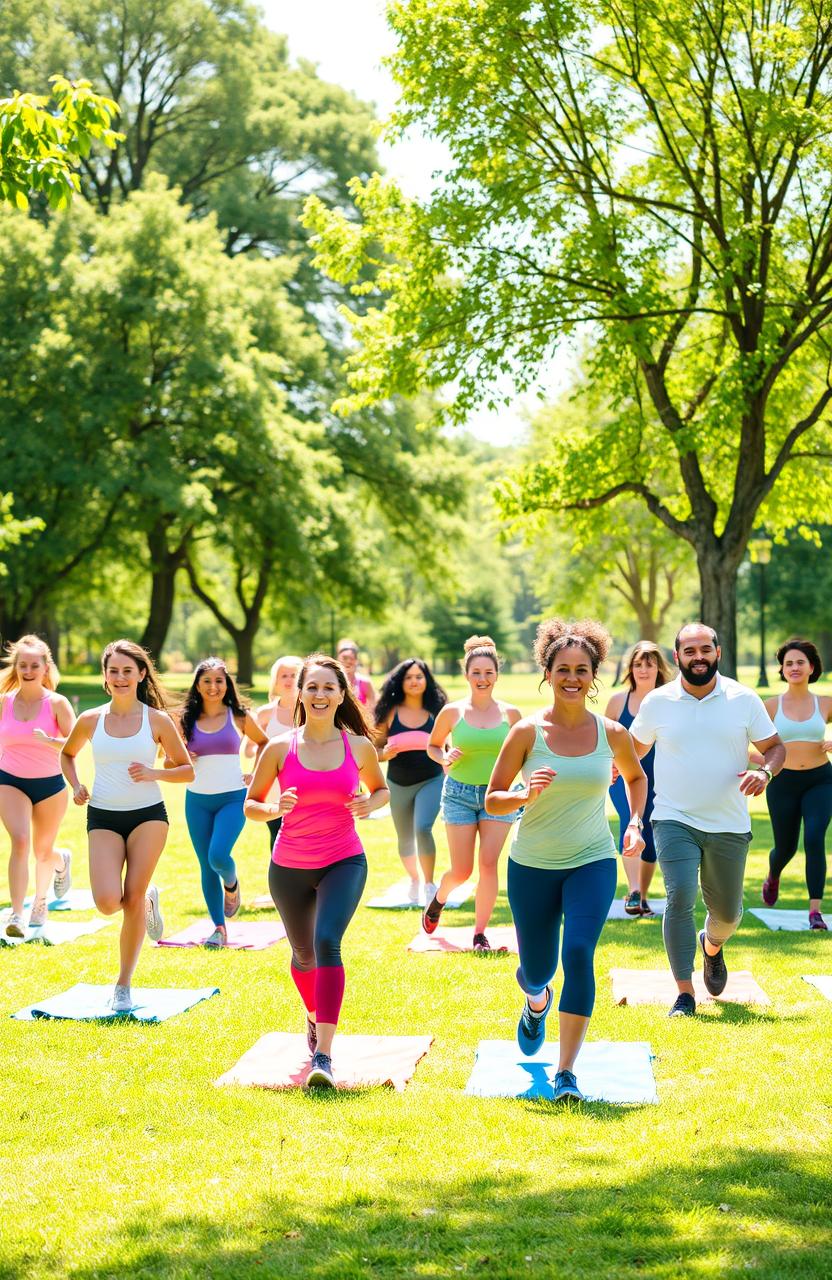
left=28, top=898, right=48, bottom=928
left=111, top=984, right=134, bottom=1013
left=144, top=885, right=164, bottom=941
left=52, top=849, right=72, bottom=899
left=204, top=925, right=227, bottom=947
left=5, top=912, right=25, bottom=938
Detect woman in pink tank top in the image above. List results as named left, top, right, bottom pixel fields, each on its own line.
left=0, top=636, right=75, bottom=937
left=245, top=653, right=388, bottom=1088
left=336, top=638, right=377, bottom=713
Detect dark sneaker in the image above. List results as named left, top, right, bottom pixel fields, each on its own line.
left=639, top=898, right=656, bottom=918
left=762, top=875, right=779, bottom=906
left=624, top=890, right=642, bottom=916
left=809, top=910, right=829, bottom=931
left=517, top=983, right=553, bottom=1056
left=422, top=894, right=444, bottom=935
left=699, top=930, right=728, bottom=996
left=306, top=1052, right=335, bottom=1089
left=306, top=1016, right=318, bottom=1055
left=668, top=992, right=696, bottom=1017
left=472, top=932, right=491, bottom=951
left=553, top=1069, right=585, bottom=1102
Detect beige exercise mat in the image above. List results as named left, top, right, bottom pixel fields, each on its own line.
left=610, top=967, right=770, bottom=1006
left=408, top=925, right=518, bottom=954
left=216, top=1031, right=433, bottom=1092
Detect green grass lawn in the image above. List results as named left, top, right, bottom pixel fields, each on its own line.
left=1, top=674, right=831, bottom=1278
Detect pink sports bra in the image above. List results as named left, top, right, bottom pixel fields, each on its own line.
left=0, top=694, right=62, bottom=779
left=272, top=730, right=363, bottom=869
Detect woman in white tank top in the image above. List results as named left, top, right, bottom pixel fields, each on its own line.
left=245, top=654, right=302, bottom=854
left=61, top=640, right=194, bottom=1010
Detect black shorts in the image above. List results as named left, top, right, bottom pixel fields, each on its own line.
left=87, top=802, right=169, bottom=839
left=0, top=769, right=65, bottom=805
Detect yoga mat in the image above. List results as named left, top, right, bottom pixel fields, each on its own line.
left=13, top=889, right=97, bottom=913
left=607, top=897, right=666, bottom=920
left=0, top=919, right=110, bottom=948
left=249, top=895, right=275, bottom=910
left=366, top=879, right=475, bottom=910
left=13, top=982, right=220, bottom=1023
left=610, top=967, right=770, bottom=1006
left=216, top=1031, right=433, bottom=1092
left=408, top=925, right=518, bottom=954
left=157, top=920, right=286, bottom=950
left=465, top=1039, right=658, bottom=1104
left=802, top=975, right=832, bottom=1001
left=748, top=908, right=816, bottom=933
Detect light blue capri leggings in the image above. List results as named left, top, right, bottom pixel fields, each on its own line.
left=387, top=774, right=443, bottom=861
left=185, top=788, right=247, bottom=926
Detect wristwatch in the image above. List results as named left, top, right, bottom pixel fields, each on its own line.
left=627, top=816, right=644, bottom=830
left=756, top=764, right=773, bottom=783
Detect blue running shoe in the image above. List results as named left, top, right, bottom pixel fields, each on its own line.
left=552, top=1069, right=584, bottom=1103
left=516, top=984, right=553, bottom=1056
left=306, top=1052, right=335, bottom=1089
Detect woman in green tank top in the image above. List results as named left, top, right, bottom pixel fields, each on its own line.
left=486, top=619, right=647, bottom=1103
left=423, top=635, right=521, bottom=949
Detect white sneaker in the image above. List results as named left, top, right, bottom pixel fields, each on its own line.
left=52, top=849, right=72, bottom=899
left=111, top=984, right=134, bottom=1013
left=423, top=882, right=437, bottom=907
left=204, top=925, right=227, bottom=947
left=5, top=912, right=25, bottom=938
left=28, top=898, right=48, bottom=928
left=144, top=885, right=164, bottom=941
left=407, top=879, right=420, bottom=905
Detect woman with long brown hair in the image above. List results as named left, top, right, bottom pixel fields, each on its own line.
left=61, top=640, right=194, bottom=1010
left=605, top=641, right=673, bottom=917
left=0, top=636, right=74, bottom=936
left=245, top=654, right=388, bottom=1088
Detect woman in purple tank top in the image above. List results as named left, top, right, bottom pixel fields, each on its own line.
left=245, top=653, right=388, bottom=1089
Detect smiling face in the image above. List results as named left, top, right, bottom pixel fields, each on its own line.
left=781, top=647, right=813, bottom=685
left=15, top=646, right=47, bottom=691
left=104, top=652, right=145, bottom=697
left=675, top=626, right=720, bottom=686
left=630, top=648, right=659, bottom=690
left=547, top=644, right=593, bottom=702
left=465, top=657, right=498, bottom=695
left=300, top=662, right=345, bottom=722
left=196, top=665, right=228, bottom=703
left=402, top=663, right=427, bottom=700
left=337, top=646, right=358, bottom=675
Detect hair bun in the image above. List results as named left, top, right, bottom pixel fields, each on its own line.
left=464, top=634, right=496, bottom=653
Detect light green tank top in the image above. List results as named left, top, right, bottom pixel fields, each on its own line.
left=510, top=713, right=616, bottom=870
left=449, top=713, right=510, bottom=785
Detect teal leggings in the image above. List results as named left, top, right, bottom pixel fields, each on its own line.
left=185, top=788, right=246, bottom=926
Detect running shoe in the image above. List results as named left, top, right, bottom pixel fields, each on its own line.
left=809, top=910, right=829, bottom=931
left=699, top=929, right=728, bottom=996
left=407, top=879, right=420, bottom=905
left=306, top=1017, right=318, bottom=1055
left=5, top=912, right=25, bottom=938
left=668, top=992, right=696, bottom=1017
left=422, top=894, right=444, bottom=935
left=111, top=984, right=134, bottom=1014
left=223, top=880, right=241, bottom=919
left=517, top=983, right=553, bottom=1056
left=639, top=898, right=656, bottom=918
left=761, top=875, right=780, bottom=906
left=472, top=932, right=491, bottom=952
left=204, top=925, right=227, bottom=947
left=552, top=1070, right=585, bottom=1103
left=28, top=898, right=48, bottom=928
left=624, top=890, right=642, bottom=916
left=144, top=885, right=164, bottom=942
left=52, top=849, right=72, bottom=899
left=306, top=1052, right=335, bottom=1089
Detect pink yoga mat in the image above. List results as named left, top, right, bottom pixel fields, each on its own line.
left=610, top=967, right=770, bottom=1006
left=387, top=730, right=431, bottom=752
left=408, top=925, right=518, bottom=954
left=216, top=1031, right=433, bottom=1091
left=157, top=921, right=286, bottom=950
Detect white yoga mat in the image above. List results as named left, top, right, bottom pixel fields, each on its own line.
left=803, top=975, right=832, bottom=1001
left=13, top=982, right=220, bottom=1022
left=0, top=919, right=110, bottom=948
left=366, top=879, right=475, bottom=910
left=2, top=889, right=97, bottom=916
left=464, top=1039, right=658, bottom=1104
left=749, top=908, right=815, bottom=932
left=607, top=897, right=666, bottom=920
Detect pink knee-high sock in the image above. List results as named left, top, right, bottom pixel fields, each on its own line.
left=315, top=965, right=345, bottom=1024
left=290, top=964, right=317, bottom=1014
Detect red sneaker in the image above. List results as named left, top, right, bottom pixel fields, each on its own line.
left=809, top=910, right=828, bottom=931
left=762, top=876, right=780, bottom=906
left=422, top=895, right=443, bottom=935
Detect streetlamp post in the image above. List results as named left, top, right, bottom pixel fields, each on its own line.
left=748, top=536, right=772, bottom=688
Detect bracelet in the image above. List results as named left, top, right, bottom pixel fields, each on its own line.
left=627, top=816, right=644, bottom=831
left=756, top=764, right=773, bottom=782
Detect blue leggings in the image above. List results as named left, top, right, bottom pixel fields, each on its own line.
left=185, top=789, right=247, bottom=926
left=507, top=856, right=617, bottom=1017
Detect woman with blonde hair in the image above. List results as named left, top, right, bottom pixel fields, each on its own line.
left=605, top=641, right=673, bottom=917
left=61, top=640, right=194, bottom=1010
left=245, top=654, right=303, bottom=853
left=0, top=635, right=74, bottom=936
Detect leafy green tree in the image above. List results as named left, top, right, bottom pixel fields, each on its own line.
left=304, top=0, right=832, bottom=674
left=739, top=527, right=832, bottom=671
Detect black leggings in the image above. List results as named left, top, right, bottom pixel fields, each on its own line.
left=767, top=764, right=832, bottom=899
left=268, top=854, right=367, bottom=969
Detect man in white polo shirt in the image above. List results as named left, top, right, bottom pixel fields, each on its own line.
left=631, top=623, right=785, bottom=1016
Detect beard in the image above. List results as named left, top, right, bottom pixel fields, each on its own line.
left=679, top=656, right=719, bottom=686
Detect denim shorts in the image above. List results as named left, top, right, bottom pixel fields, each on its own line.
left=441, top=776, right=517, bottom=826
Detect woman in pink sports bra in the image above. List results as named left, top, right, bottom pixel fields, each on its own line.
left=0, top=636, right=75, bottom=937
left=245, top=653, right=388, bottom=1089
left=336, top=637, right=377, bottom=713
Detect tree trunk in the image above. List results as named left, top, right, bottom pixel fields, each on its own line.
left=818, top=630, right=832, bottom=674
left=140, top=523, right=190, bottom=663
left=697, top=549, right=741, bottom=678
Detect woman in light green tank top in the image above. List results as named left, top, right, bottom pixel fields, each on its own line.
left=422, top=636, right=521, bottom=949
left=485, top=619, right=647, bottom=1104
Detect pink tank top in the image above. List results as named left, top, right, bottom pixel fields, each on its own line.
left=272, top=730, right=363, bottom=870
left=352, top=674, right=371, bottom=705
left=0, top=694, right=62, bottom=779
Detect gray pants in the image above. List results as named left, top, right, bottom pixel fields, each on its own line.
left=654, top=820, right=752, bottom=982
left=387, top=774, right=443, bottom=861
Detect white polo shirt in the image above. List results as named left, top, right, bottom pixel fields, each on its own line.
left=630, top=674, right=777, bottom=833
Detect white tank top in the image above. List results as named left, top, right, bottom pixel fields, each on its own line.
left=90, top=703, right=163, bottom=811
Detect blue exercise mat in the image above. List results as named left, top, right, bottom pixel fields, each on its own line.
left=464, top=1039, right=658, bottom=1104
left=13, top=982, right=219, bottom=1023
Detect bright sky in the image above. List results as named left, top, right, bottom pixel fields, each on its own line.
left=260, top=0, right=571, bottom=447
